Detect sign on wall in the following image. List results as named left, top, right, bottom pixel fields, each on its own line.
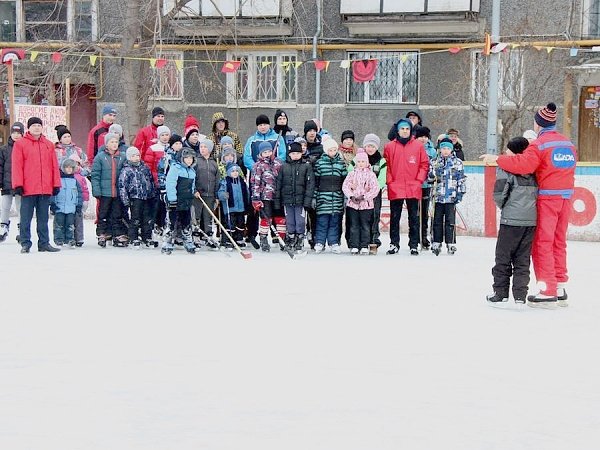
left=15, top=104, right=67, bottom=143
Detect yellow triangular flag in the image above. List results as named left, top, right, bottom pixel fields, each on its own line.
left=533, top=46, right=543, bottom=51
left=281, top=61, right=291, bottom=72
left=150, top=58, right=157, bottom=68
left=340, top=60, right=350, bottom=69
left=295, top=61, right=303, bottom=69
left=401, top=54, right=408, bottom=63
left=30, top=51, right=39, bottom=62
left=89, top=55, right=97, bottom=66
left=261, top=60, right=272, bottom=68
left=546, top=47, right=554, bottom=53
left=510, top=43, right=520, bottom=49
left=175, top=59, right=184, bottom=71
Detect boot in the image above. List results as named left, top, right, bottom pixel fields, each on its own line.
left=182, top=228, right=196, bottom=254
left=431, top=242, right=441, bottom=256
left=260, top=235, right=270, bottom=252
left=294, top=234, right=305, bottom=251
left=161, top=230, right=174, bottom=254
left=16, top=223, right=21, bottom=243
left=0, top=221, right=9, bottom=242
left=486, top=292, right=509, bottom=303
left=284, top=233, right=295, bottom=252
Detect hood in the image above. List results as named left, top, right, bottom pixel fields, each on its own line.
left=211, top=112, right=230, bottom=133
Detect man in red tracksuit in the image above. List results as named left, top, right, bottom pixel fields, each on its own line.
left=481, top=102, right=576, bottom=307
left=86, top=104, right=117, bottom=166
left=134, top=106, right=165, bottom=162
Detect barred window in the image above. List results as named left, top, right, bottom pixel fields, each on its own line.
left=227, top=51, right=297, bottom=106
left=347, top=51, right=419, bottom=104
left=472, top=50, right=524, bottom=107
left=151, top=51, right=184, bottom=100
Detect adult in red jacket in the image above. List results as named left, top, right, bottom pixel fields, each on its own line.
left=134, top=106, right=165, bottom=162
left=11, top=117, right=61, bottom=253
left=481, top=103, right=576, bottom=306
left=86, top=104, right=117, bottom=166
left=383, top=118, right=430, bottom=255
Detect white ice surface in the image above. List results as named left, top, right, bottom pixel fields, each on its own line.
left=1, top=221, right=599, bottom=450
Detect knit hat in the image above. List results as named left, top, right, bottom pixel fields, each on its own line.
left=438, top=138, right=454, bottom=150
left=397, top=119, right=412, bottom=132
left=102, top=105, right=117, bottom=116
left=256, top=114, right=270, bottom=126
left=157, top=125, right=171, bottom=137
left=274, top=109, right=288, bottom=122
left=414, top=126, right=431, bottom=139
left=200, top=138, right=214, bottom=153
left=60, top=158, right=77, bottom=171
left=523, top=129, right=537, bottom=141
left=55, top=125, right=71, bottom=141
left=108, top=123, right=123, bottom=137
left=507, top=137, right=529, bottom=155
left=303, top=120, right=318, bottom=134
left=104, top=132, right=120, bottom=145
left=126, top=146, right=140, bottom=160
left=169, top=133, right=182, bottom=147
left=322, top=137, right=338, bottom=153
left=362, top=133, right=380, bottom=149
left=341, top=130, right=355, bottom=142
left=294, top=136, right=307, bottom=145
left=288, top=142, right=303, bottom=154
left=534, top=102, right=557, bottom=128
left=220, top=135, right=234, bottom=148
left=183, top=114, right=200, bottom=140
left=27, top=117, right=43, bottom=128
left=152, top=106, right=165, bottom=118
left=258, top=141, right=273, bottom=155
left=354, top=148, right=368, bottom=164
left=181, top=148, right=196, bottom=163
left=221, top=147, right=237, bottom=164
left=226, top=163, right=241, bottom=177
left=11, top=122, right=25, bottom=135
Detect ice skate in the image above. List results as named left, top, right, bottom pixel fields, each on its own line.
left=431, top=242, right=441, bottom=256
left=486, top=292, right=508, bottom=303
left=330, top=244, right=342, bottom=254
left=97, top=234, right=107, bottom=248
left=557, top=284, right=568, bottom=307
left=260, top=235, right=270, bottom=252
left=112, top=235, right=129, bottom=247
left=410, top=247, right=419, bottom=256
left=131, top=239, right=142, bottom=249
left=314, top=243, right=324, bottom=253
left=368, top=243, right=378, bottom=255
left=447, top=244, right=457, bottom=255
left=161, top=230, right=174, bottom=255
left=360, top=248, right=370, bottom=255
left=0, top=222, right=9, bottom=242
left=350, top=248, right=359, bottom=255
left=183, top=228, right=196, bottom=254
left=386, top=244, right=399, bottom=255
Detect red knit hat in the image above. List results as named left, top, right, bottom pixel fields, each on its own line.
left=184, top=114, right=200, bottom=139
left=535, top=102, right=557, bottom=128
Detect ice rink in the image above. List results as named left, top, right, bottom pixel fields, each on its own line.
left=1, top=220, right=599, bottom=450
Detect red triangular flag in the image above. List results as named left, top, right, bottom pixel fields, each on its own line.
left=314, top=60, right=329, bottom=71
left=1, top=48, right=25, bottom=64
left=448, top=47, right=462, bottom=54
left=352, top=59, right=378, bottom=83
left=51, top=52, right=63, bottom=63
left=221, top=61, right=241, bottom=73
left=156, top=58, right=168, bottom=69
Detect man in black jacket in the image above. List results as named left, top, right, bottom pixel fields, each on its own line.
left=0, top=122, right=24, bottom=242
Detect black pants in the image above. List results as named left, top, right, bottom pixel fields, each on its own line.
left=492, top=225, right=536, bottom=299
left=433, top=202, right=456, bottom=244
left=168, top=209, right=191, bottom=231
left=154, top=197, right=167, bottom=229
left=53, top=212, right=75, bottom=244
left=222, top=210, right=246, bottom=243
left=371, top=191, right=382, bottom=243
left=19, top=194, right=50, bottom=249
left=389, top=198, right=420, bottom=249
left=346, top=207, right=373, bottom=250
left=306, top=207, right=317, bottom=246
left=97, top=196, right=126, bottom=237
left=246, top=207, right=259, bottom=239
left=128, top=198, right=154, bottom=241
left=421, top=187, right=431, bottom=243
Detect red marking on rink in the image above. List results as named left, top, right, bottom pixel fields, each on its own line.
left=569, top=187, right=597, bottom=226
left=484, top=166, right=497, bottom=237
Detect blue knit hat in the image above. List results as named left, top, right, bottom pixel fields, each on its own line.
left=226, top=163, right=241, bottom=177
left=102, top=105, right=117, bottom=116
left=220, top=136, right=234, bottom=148
left=258, top=141, right=273, bottom=155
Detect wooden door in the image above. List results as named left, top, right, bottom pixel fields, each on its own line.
left=578, top=87, right=600, bottom=162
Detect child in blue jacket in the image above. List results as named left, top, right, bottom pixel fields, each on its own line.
left=51, top=158, right=83, bottom=247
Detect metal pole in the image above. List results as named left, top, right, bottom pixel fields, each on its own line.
left=312, top=0, right=322, bottom=121
left=7, top=62, right=15, bottom=126
left=486, top=0, right=501, bottom=154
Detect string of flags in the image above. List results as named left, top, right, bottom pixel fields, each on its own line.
left=3, top=41, right=600, bottom=82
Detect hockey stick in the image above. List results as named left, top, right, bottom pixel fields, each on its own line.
left=268, top=223, right=304, bottom=260
left=195, top=194, right=252, bottom=259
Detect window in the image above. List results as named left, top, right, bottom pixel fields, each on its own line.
left=227, top=52, right=297, bottom=106
left=151, top=51, right=184, bottom=100
left=164, top=0, right=281, bottom=17
left=10, top=0, right=97, bottom=42
left=340, top=0, right=480, bottom=14
left=590, top=0, right=600, bottom=37
left=0, top=1, right=17, bottom=41
left=472, top=50, right=524, bottom=106
left=346, top=51, right=419, bottom=104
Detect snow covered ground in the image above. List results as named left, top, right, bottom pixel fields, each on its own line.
left=1, top=220, right=599, bottom=450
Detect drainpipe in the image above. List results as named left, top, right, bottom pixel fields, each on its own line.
left=313, top=0, right=322, bottom=121
left=486, top=0, right=500, bottom=154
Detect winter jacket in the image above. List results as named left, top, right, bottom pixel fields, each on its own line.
left=118, top=161, right=157, bottom=206
left=145, top=141, right=168, bottom=184
left=243, top=129, right=286, bottom=172
left=453, top=142, right=465, bottom=161
left=182, top=138, right=201, bottom=157
left=274, top=126, right=298, bottom=148
left=275, top=158, right=315, bottom=209
left=383, top=129, right=429, bottom=201
left=157, top=147, right=178, bottom=192
left=250, top=155, right=283, bottom=202
left=496, top=126, right=577, bottom=199
left=51, top=172, right=82, bottom=214
left=494, top=168, right=537, bottom=227
left=74, top=172, right=90, bottom=202
left=195, top=156, right=220, bottom=199
left=11, top=132, right=61, bottom=196
left=133, top=123, right=159, bottom=162
left=304, top=136, right=323, bottom=167
left=342, top=166, right=380, bottom=210
left=207, top=112, right=243, bottom=161
left=347, top=153, right=387, bottom=190
left=86, top=120, right=111, bottom=166
left=56, top=143, right=90, bottom=177
left=421, top=140, right=437, bottom=188
left=0, top=136, right=16, bottom=194
left=90, top=147, right=126, bottom=198
left=218, top=177, right=249, bottom=214
left=166, top=159, right=196, bottom=211
left=314, top=152, right=347, bottom=215
left=428, top=155, right=466, bottom=204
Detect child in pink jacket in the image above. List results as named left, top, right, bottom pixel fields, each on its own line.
left=342, top=149, right=380, bottom=254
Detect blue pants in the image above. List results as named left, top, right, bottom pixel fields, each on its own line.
left=284, top=205, right=306, bottom=235
left=315, top=213, right=341, bottom=246
left=19, top=194, right=51, bottom=249
left=53, top=212, right=75, bottom=244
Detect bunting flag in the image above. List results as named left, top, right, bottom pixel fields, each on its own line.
left=448, top=47, right=461, bottom=54
left=51, top=52, right=62, bottom=63
left=546, top=47, right=554, bottom=54
left=339, top=59, right=351, bottom=69
left=149, top=58, right=157, bottom=68
left=401, top=54, right=409, bottom=63
left=570, top=48, right=579, bottom=57
left=491, top=43, right=508, bottom=53
left=294, top=61, right=303, bottom=69
left=261, top=60, right=272, bottom=68
left=511, top=43, right=520, bottom=49
left=89, top=55, right=97, bottom=66
left=156, top=58, right=168, bottom=69
left=282, top=61, right=291, bottom=72
left=533, top=46, right=544, bottom=51
left=352, top=59, right=378, bottom=83
left=175, top=59, right=184, bottom=71
left=314, top=60, right=329, bottom=71
left=221, top=60, right=241, bottom=73
left=30, top=51, right=39, bottom=62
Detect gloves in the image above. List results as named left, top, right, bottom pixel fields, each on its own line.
left=14, top=186, right=24, bottom=196
left=351, top=195, right=365, bottom=202
left=222, top=192, right=229, bottom=200
left=168, top=200, right=178, bottom=210
left=252, top=200, right=263, bottom=212
left=52, top=187, right=61, bottom=196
